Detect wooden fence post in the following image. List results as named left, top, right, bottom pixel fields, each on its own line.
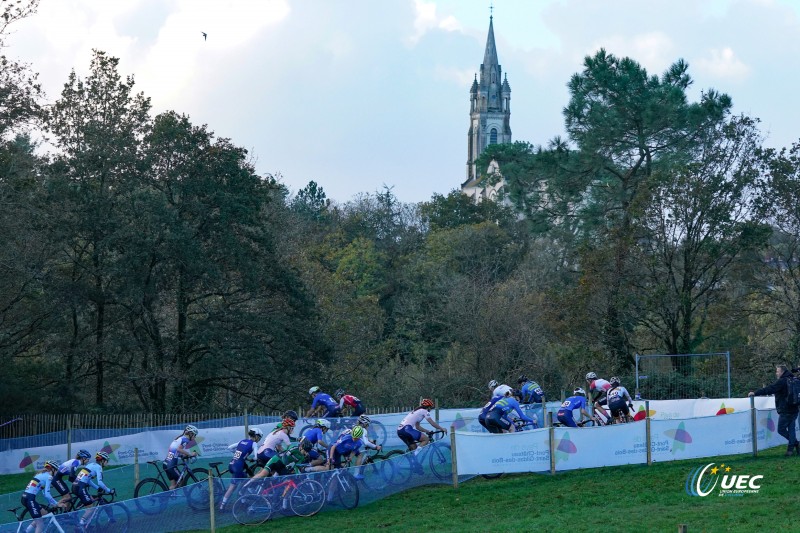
left=244, top=409, right=249, bottom=435
left=646, top=400, right=652, bottom=466
left=435, top=399, right=440, bottom=422
left=66, top=415, right=72, bottom=459
left=750, top=395, right=758, bottom=457
left=542, top=396, right=547, bottom=428
left=450, top=425, right=458, bottom=489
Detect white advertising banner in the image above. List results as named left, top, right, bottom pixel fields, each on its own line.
left=454, top=428, right=550, bottom=475
left=650, top=412, right=753, bottom=463
left=553, top=422, right=647, bottom=471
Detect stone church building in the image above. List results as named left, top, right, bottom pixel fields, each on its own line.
left=461, top=16, right=511, bottom=202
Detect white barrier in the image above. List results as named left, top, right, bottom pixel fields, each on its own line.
left=0, top=397, right=786, bottom=475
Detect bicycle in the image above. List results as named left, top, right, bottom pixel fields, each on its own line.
left=8, top=503, right=67, bottom=533
left=10, top=490, right=130, bottom=533
left=133, top=457, right=216, bottom=515
left=356, top=445, right=400, bottom=491
left=298, top=417, right=388, bottom=447
left=323, top=464, right=360, bottom=510
left=385, top=430, right=451, bottom=485
left=231, top=475, right=325, bottom=525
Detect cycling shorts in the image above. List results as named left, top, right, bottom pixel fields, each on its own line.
left=523, top=392, right=543, bottom=404
left=351, top=401, right=366, bottom=416
left=307, top=449, right=321, bottom=461
left=52, top=476, right=70, bottom=496
left=256, top=449, right=277, bottom=467
left=324, top=407, right=342, bottom=418
left=163, top=458, right=180, bottom=481
left=71, top=483, right=93, bottom=506
left=485, top=410, right=511, bottom=433
left=228, top=461, right=248, bottom=480
left=594, top=393, right=608, bottom=406
left=477, top=416, right=488, bottom=431
left=397, top=424, right=422, bottom=447
left=608, top=399, right=630, bottom=417
left=21, top=493, right=43, bottom=519
left=556, top=410, right=577, bottom=428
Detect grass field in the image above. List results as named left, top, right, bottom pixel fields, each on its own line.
left=1, top=447, right=796, bottom=532
left=220, top=446, right=798, bottom=533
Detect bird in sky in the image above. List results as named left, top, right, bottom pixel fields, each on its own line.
left=201, top=32, right=207, bottom=41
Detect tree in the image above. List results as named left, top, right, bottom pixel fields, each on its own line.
left=0, top=0, right=42, bottom=139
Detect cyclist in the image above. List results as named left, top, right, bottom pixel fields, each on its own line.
left=327, top=425, right=366, bottom=478
left=335, top=388, right=366, bottom=416
left=73, top=452, right=114, bottom=529
left=396, top=398, right=448, bottom=451
left=252, top=418, right=295, bottom=475
left=52, top=449, right=91, bottom=506
left=607, top=377, right=635, bottom=422
left=299, top=418, right=331, bottom=470
left=21, top=460, right=63, bottom=532
left=218, top=427, right=263, bottom=512
left=586, top=372, right=613, bottom=423
left=478, top=384, right=506, bottom=431
left=517, top=374, right=545, bottom=404
left=486, top=391, right=535, bottom=433
left=556, top=388, right=592, bottom=427
left=487, top=379, right=498, bottom=391
left=306, top=386, right=342, bottom=418
left=265, top=440, right=315, bottom=477
left=164, top=425, right=200, bottom=490
left=340, top=414, right=382, bottom=468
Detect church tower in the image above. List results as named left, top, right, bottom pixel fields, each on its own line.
left=461, top=16, right=511, bottom=201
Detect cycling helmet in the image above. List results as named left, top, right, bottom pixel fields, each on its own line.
left=610, top=376, right=621, bottom=386
left=512, top=389, right=523, bottom=399
left=282, top=418, right=296, bottom=428
left=96, top=451, right=110, bottom=462
left=184, top=425, right=199, bottom=436
left=249, top=427, right=264, bottom=439
left=335, top=388, right=345, bottom=398
left=44, top=460, right=60, bottom=472
left=351, top=426, right=365, bottom=439
left=301, top=439, right=314, bottom=452
left=77, top=449, right=91, bottom=460
left=315, top=419, right=331, bottom=430
left=585, top=372, right=597, bottom=381
left=283, top=410, right=299, bottom=421
left=358, top=414, right=371, bottom=427
left=487, top=379, right=498, bottom=389
left=420, top=398, right=434, bottom=409
left=309, top=386, right=320, bottom=395
left=573, top=387, right=586, bottom=396
left=517, top=374, right=528, bottom=384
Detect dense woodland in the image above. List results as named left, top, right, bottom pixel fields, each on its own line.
left=2, top=2, right=799, bottom=414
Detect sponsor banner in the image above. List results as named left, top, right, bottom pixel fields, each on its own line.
left=651, top=412, right=753, bottom=462
left=454, top=428, right=550, bottom=475
left=554, top=423, right=647, bottom=471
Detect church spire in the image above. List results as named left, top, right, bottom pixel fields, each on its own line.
left=482, top=16, right=499, bottom=71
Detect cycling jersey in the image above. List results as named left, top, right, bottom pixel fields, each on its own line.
left=520, top=381, right=544, bottom=403
left=607, top=385, right=632, bottom=404
left=478, top=396, right=503, bottom=430
left=340, top=427, right=377, bottom=449
left=164, top=435, right=192, bottom=481
left=23, top=472, right=59, bottom=507
left=53, top=458, right=80, bottom=495
left=301, top=427, right=326, bottom=449
left=266, top=447, right=306, bottom=476
left=70, top=461, right=111, bottom=506
left=398, top=408, right=430, bottom=429
left=330, top=434, right=363, bottom=467
left=257, top=430, right=290, bottom=463
left=589, top=378, right=611, bottom=399
left=228, top=438, right=258, bottom=479
left=490, top=397, right=534, bottom=425
left=311, top=393, right=340, bottom=416
left=556, top=395, right=587, bottom=428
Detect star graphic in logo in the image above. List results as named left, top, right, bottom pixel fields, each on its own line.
left=18, top=452, right=40, bottom=473
left=99, top=441, right=122, bottom=462
left=715, top=402, right=735, bottom=416
left=664, top=422, right=692, bottom=453
left=546, top=432, right=578, bottom=463
left=711, top=466, right=719, bottom=475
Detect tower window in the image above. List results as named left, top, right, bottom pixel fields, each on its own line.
left=490, top=128, right=498, bottom=145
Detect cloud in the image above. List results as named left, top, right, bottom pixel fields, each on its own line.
left=407, top=0, right=462, bottom=45
left=585, top=32, right=675, bottom=73
left=694, top=47, right=750, bottom=81
left=434, top=65, right=474, bottom=86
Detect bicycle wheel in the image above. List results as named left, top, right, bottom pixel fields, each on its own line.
left=289, top=479, right=325, bottom=517
left=481, top=472, right=504, bottom=480
left=232, top=493, right=272, bottom=525
left=384, top=450, right=413, bottom=485
left=186, top=477, right=224, bottom=511
left=187, top=467, right=209, bottom=483
left=133, top=478, right=169, bottom=515
left=87, top=502, right=131, bottom=533
left=428, top=443, right=451, bottom=480
left=359, top=456, right=392, bottom=491
left=366, top=421, right=387, bottom=447
left=329, top=472, right=359, bottom=510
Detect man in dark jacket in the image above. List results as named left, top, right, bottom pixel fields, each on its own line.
left=749, top=365, right=798, bottom=456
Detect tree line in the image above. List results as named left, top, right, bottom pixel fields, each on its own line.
left=1, top=4, right=799, bottom=413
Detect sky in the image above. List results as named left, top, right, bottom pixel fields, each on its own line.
left=6, top=0, right=800, bottom=203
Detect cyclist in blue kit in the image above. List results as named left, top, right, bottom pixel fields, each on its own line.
left=327, top=425, right=366, bottom=477
left=517, top=375, right=545, bottom=404
left=219, top=427, right=263, bottom=511
left=299, top=419, right=331, bottom=470
left=73, top=452, right=114, bottom=529
left=306, top=386, right=342, bottom=418
left=163, top=425, right=199, bottom=490
left=556, top=388, right=592, bottom=427
left=486, top=392, right=535, bottom=433
left=52, top=449, right=91, bottom=506
left=21, top=460, right=64, bottom=531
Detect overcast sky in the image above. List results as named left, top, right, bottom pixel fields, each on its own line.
left=7, top=0, right=800, bottom=203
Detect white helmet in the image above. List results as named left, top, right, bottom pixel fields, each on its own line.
left=309, top=386, right=320, bottom=395
left=315, top=419, right=331, bottom=430
left=585, top=372, right=597, bottom=381
left=185, top=425, right=199, bottom=436
left=573, top=387, right=586, bottom=396
left=488, top=380, right=498, bottom=389
left=249, top=427, right=263, bottom=439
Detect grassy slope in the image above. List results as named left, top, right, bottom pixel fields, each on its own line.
left=223, top=446, right=799, bottom=533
